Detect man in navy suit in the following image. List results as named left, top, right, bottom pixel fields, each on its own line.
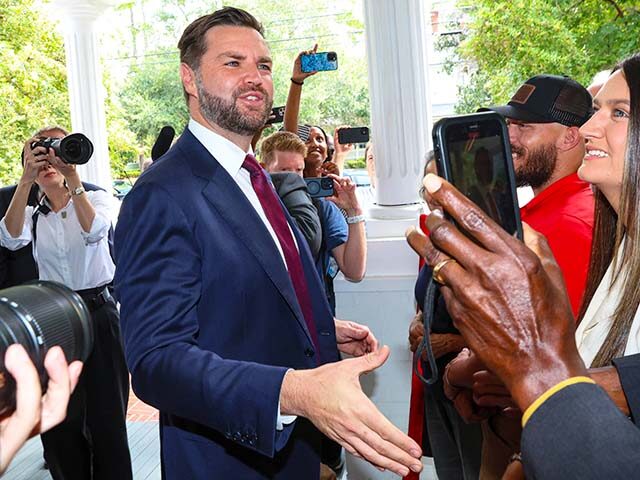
left=114, top=7, right=422, bottom=479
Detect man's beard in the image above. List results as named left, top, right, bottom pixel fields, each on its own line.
left=513, top=143, right=558, bottom=189
left=195, top=74, right=272, bottom=136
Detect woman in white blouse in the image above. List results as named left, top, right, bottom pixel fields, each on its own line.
left=574, top=56, right=640, bottom=374
left=0, top=127, right=133, bottom=480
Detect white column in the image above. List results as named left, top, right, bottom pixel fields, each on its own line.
left=336, top=2, right=437, bottom=478
left=52, top=0, right=115, bottom=190
left=363, top=0, right=432, bottom=219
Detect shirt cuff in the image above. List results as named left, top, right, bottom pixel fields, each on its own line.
left=0, top=216, right=32, bottom=250
left=276, top=399, right=297, bottom=431
left=521, top=376, right=595, bottom=427
left=81, top=213, right=110, bottom=244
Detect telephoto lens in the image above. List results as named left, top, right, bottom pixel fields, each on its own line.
left=0, top=281, right=93, bottom=415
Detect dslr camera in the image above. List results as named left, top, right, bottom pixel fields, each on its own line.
left=30, top=133, right=94, bottom=165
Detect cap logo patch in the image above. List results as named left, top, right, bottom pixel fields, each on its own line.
left=511, top=84, right=535, bottom=104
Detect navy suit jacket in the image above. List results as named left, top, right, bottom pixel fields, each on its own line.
left=522, top=382, right=640, bottom=479
left=114, top=129, right=340, bottom=479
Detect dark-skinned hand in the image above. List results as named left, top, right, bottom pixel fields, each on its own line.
left=406, top=174, right=588, bottom=412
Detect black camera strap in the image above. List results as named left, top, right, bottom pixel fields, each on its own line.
left=413, top=275, right=439, bottom=385
left=30, top=196, right=51, bottom=277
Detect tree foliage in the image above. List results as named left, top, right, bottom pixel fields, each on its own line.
left=440, top=0, right=640, bottom=112
left=0, top=0, right=69, bottom=186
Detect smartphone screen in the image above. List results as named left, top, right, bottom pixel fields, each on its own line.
left=432, top=112, right=522, bottom=239
left=300, top=52, right=338, bottom=73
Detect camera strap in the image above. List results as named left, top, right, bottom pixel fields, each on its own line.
left=30, top=196, right=51, bottom=277
left=413, top=275, right=439, bottom=385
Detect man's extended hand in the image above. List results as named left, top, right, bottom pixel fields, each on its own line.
left=334, top=318, right=378, bottom=356
left=0, top=345, right=83, bottom=474
left=406, top=174, right=587, bottom=412
left=280, top=346, right=423, bottom=477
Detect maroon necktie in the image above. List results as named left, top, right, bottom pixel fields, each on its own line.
left=242, top=154, right=319, bottom=352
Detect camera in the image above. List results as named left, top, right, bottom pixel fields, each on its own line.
left=327, top=52, right=337, bottom=62
left=0, top=281, right=93, bottom=415
left=30, top=133, right=94, bottom=165
left=305, top=177, right=334, bottom=198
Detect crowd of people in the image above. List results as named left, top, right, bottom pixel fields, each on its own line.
left=0, top=5, right=639, bottom=480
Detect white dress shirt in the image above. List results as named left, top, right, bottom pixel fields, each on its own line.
left=188, top=118, right=297, bottom=429
left=0, top=190, right=115, bottom=290
left=575, top=238, right=640, bottom=366
left=189, top=118, right=296, bottom=267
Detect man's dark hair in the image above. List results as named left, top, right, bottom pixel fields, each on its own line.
left=178, top=7, right=264, bottom=71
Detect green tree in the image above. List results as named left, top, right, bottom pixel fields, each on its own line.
left=0, top=0, right=69, bottom=186
left=440, top=0, right=640, bottom=112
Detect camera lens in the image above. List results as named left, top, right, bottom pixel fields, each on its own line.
left=0, top=281, right=93, bottom=415
left=321, top=178, right=333, bottom=189
left=306, top=179, right=320, bottom=195
left=327, top=52, right=337, bottom=62
left=59, top=133, right=94, bottom=165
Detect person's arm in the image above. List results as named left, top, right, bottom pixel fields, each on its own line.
left=332, top=126, right=353, bottom=175
left=48, top=153, right=95, bottom=233
left=3, top=140, right=47, bottom=239
left=283, top=45, right=317, bottom=135
left=271, top=172, right=322, bottom=258
left=589, top=366, right=630, bottom=416
left=327, top=174, right=366, bottom=281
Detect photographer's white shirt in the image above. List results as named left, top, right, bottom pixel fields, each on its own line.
left=0, top=189, right=115, bottom=290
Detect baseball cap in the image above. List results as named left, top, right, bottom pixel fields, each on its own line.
left=480, top=74, right=592, bottom=127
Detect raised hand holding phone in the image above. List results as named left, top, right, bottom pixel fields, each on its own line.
left=291, top=44, right=319, bottom=85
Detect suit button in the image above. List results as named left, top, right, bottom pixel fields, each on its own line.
left=304, top=348, right=314, bottom=357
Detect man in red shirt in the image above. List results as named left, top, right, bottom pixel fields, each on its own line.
left=485, top=74, right=595, bottom=317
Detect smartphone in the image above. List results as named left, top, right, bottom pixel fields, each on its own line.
left=300, top=52, right=338, bottom=73
left=337, top=127, right=370, bottom=145
left=304, top=177, right=334, bottom=198
left=431, top=112, right=523, bottom=239
left=265, top=106, right=285, bottom=125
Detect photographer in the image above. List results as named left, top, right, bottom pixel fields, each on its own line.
left=0, top=128, right=132, bottom=480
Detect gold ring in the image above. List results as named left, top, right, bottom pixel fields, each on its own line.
left=432, top=258, right=457, bottom=285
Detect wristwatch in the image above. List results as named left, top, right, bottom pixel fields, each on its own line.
left=70, top=186, right=86, bottom=196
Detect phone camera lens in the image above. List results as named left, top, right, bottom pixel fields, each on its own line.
left=327, top=52, right=337, bottom=61
left=321, top=178, right=332, bottom=189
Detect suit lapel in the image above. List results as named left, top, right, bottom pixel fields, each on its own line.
left=177, top=130, right=314, bottom=346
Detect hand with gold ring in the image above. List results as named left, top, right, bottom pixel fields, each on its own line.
left=432, top=258, right=457, bottom=285
left=405, top=174, right=586, bottom=415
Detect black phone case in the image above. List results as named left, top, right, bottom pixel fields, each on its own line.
left=431, top=112, right=523, bottom=240
left=338, top=127, right=370, bottom=144
left=265, top=106, right=285, bottom=125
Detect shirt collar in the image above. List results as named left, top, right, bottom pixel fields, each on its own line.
left=522, top=173, right=587, bottom=212
left=188, top=118, right=253, bottom=179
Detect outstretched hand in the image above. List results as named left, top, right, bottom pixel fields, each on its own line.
left=281, top=346, right=423, bottom=476
left=0, top=345, right=83, bottom=474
